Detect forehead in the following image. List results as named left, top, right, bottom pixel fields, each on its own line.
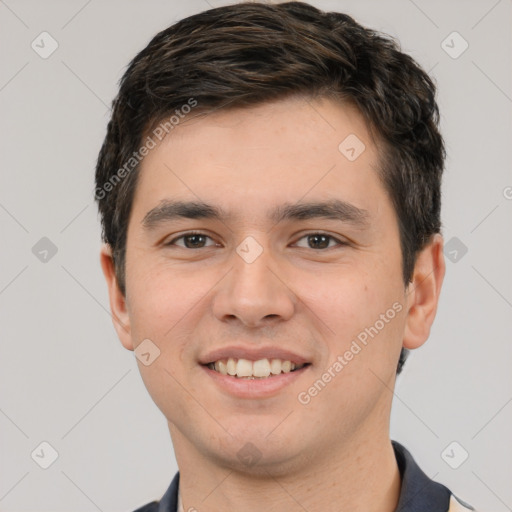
left=132, top=96, right=389, bottom=226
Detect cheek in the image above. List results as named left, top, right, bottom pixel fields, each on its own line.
left=125, top=259, right=210, bottom=342
left=299, top=269, right=374, bottom=332
left=301, top=277, right=406, bottom=427
left=125, top=261, right=221, bottom=392
left=126, top=266, right=202, bottom=416
left=300, top=264, right=405, bottom=363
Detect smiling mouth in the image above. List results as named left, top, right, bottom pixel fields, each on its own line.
left=204, top=357, right=310, bottom=379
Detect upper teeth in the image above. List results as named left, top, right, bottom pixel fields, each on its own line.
left=208, top=358, right=305, bottom=378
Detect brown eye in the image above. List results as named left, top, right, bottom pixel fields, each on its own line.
left=167, top=232, right=217, bottom=248
left=294, top=233, right=345, bottom=250
left=182, top=234, right=208, bottom=248
left=307, top=234, right=330, bottom=249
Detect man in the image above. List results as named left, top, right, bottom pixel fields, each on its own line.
left=95, top=2, right=474, bottom=510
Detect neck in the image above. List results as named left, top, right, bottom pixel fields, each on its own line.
left=169, top=423, right=400, bottom=512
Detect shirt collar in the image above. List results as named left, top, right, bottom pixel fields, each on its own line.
left=157, top=471, right=179, bottom=512
left=392, top=441, right=452, bottom=511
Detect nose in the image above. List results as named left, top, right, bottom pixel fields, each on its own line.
left=211, top=241, right=296, bottom=329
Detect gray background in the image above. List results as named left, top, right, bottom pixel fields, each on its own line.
left=0, top=0, right=511, bottom=510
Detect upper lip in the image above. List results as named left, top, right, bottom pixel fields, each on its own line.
left=199, top=345, right=311, bottom=366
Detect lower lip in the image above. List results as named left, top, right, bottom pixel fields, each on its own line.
left=201, top=364, right=310, bottom=399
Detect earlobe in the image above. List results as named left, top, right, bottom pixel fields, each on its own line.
left=403, top=234, right=446, bottom=350
left=99, top=244, right=134, bottom=351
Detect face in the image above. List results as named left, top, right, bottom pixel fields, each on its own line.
left=102, top=96, right=444, bottom=476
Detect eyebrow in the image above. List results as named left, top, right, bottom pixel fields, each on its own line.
left=142, top=199, right=370, bottom=230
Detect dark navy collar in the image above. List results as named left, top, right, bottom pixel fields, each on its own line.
left=157, top=472, right=179, bottom=512
left=134, top=441, right=454, bottom=512
left=131, top=473, right=179, bottom=512
left=392, top=441, right=451, bottom=511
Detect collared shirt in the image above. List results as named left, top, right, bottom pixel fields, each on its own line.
left=132, top=441, right=474, bottom=512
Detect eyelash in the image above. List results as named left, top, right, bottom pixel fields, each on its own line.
left=165, top=231, right=347, bottom=250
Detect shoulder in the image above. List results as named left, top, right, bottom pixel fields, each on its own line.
left=129, top=471, right=180, bottom=512
left=392, top=441, right=476, bottom=511
left=132, top=502, right=159, bottom=512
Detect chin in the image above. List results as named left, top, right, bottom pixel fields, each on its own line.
left=213, top=446, right=305, bottom=478
left=205, top=429, right=307, bottom=476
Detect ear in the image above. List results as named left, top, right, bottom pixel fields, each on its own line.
left=403, top=233, right=446, bottom=350
left=99, top=244, right=134, bottom=351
